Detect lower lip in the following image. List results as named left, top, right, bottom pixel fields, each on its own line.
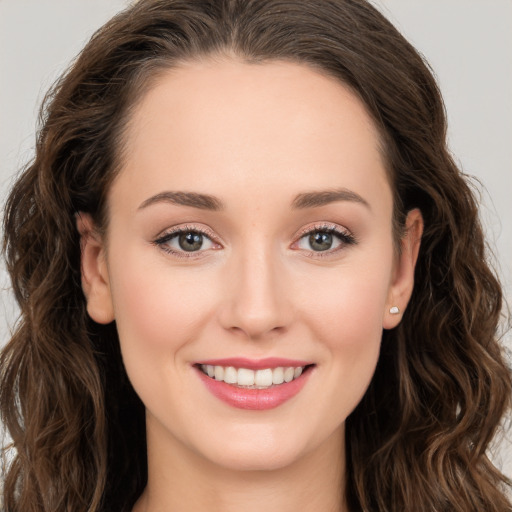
left=195, top=366, right=313, bottom=410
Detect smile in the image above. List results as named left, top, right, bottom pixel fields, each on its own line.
left=194, top=359, right=315, bottom=410
left=198, top=364, right=305, bottom=389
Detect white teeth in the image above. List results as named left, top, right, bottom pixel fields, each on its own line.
left=214, top=366, right=224, bottom=381
left=284, top=367, right=294, bottom=382
left=237, top=368, right=255, bottom=386
left=255, top=368, right=273, bottom=387
left=272, top=367, right=284, bottom=385
left=224, top=366, right=237, bottom=384
left=200, top=364, right=308, bottom=388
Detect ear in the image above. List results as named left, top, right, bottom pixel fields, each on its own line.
left=76, top=212, right=115, bottom=324
left=383, top=208, right=423, bottom=330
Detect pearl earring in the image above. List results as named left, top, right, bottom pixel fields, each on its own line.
left=389, top=306, right=400, bottom=315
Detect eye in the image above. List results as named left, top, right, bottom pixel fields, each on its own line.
left=153, top=226, right=219, bottom=257
left=294, top=225, right=356, bottom=254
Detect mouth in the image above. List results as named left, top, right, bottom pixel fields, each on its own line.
left=195, top=363, right=314, bottom=389
left=193, top=360, right=315, bottom=410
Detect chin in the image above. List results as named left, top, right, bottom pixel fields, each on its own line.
left=192, top=427, right=317, bottom=473
left=207, top=447, right=302, bottom=472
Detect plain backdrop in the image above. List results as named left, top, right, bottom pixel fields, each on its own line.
left=1, top=0, right=511, bottom=478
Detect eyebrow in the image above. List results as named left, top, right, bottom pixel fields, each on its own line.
left=138, top=187, right=370, bottom=212
left=291, top=188, right=371, bottom=210
left=138, top=191, right=224, bottom=211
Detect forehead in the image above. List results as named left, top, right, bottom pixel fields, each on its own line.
left=114, top=58, right=390, bottom=215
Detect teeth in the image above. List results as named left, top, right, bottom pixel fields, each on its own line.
left=214, top=366, right=224, bottom=381
left=255, top=368, right=273, bottom=387
left=224, top=366, right=237, bottom=384
left=237, top=368, right=255, bottom=386
left=200, top=364, right=307, bottom=388
left=272, top=367, right=284, bottom=385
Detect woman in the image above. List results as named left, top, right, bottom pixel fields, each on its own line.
left=1, top=0, right=510, bottom=511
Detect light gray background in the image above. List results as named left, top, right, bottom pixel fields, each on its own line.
left=1, top=0, right=511, bottom=478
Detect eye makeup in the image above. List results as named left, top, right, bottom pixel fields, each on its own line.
left=292, top=222, right=357, bottom=259
left=152, top=221, right=357, bottom=260
left=152, top=224, right=221, bottom=259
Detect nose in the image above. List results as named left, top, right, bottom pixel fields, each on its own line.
left=217, top=245, right=293, bottom=340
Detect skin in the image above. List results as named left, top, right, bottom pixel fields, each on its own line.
left=78, top=59, right=422, bottom=512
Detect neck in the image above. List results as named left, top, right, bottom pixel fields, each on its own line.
left=133, top=415, right=347, bottom=512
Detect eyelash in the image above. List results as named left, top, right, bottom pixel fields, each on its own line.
left=294, top=223, right=357, bottom=258
left=153, top=222, right=357, bottom=259
left=153, top=224, right=220, bottom=259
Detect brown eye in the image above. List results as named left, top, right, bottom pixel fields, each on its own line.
left=295, top=225, right=356, bottom=255
left=154, top=228, right=217, bottom=256
left=298, top=229, right=342, bottom=252
left=308, top=232, right=334, bottom=252
left=178, top=232, right=204, bottom=251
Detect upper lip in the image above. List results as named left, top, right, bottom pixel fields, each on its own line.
left=194, top=357, right=313, bottom=370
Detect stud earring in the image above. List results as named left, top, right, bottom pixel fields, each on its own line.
left=389, top=306, right=400, bottom=315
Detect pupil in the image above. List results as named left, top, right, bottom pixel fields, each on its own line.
left=179, top=232, right=203, bottom=251
left=309, top=232, right=332, bottom=251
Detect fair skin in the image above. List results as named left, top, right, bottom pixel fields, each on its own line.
left=78, top=59, right=422, bottom=512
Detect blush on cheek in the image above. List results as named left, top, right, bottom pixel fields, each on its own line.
left=112, top=267, right=218, bottom=354
left=303, top=271, right=388, bottom=408
left=308, top=274, right=388, bottom=339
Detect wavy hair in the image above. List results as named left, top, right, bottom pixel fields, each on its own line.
left=1, top=0, right=511, bottom=510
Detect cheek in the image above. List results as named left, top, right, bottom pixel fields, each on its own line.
left=298, top=252, right=393, bottom=407
left=106, top=251, right=223, bottom=417
left=303, top=254, right=392, bottom=345
left=110, top=262, right=218, bottom=356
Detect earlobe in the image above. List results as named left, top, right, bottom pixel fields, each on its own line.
left=76, top=212, right=115, bottom=324
left=383, top=208, right=423, bottom=330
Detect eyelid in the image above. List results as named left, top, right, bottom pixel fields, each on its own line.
left=291, top=221, right=357, bottom=256
left=152, top=221, right=356, bottom=259
left=293, top=221, right=353, bottom=240
left=155, top=223, right=219, bottom=242
left=153, top=223, right=222, bottom=258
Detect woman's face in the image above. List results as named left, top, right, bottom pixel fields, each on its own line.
left=80, top=59, right=421, bottom=472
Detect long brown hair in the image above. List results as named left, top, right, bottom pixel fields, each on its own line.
left=2, top=1, right=511, bottom=510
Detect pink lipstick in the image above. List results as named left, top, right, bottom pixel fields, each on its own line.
left=194, top=358, right=314, bottom=410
